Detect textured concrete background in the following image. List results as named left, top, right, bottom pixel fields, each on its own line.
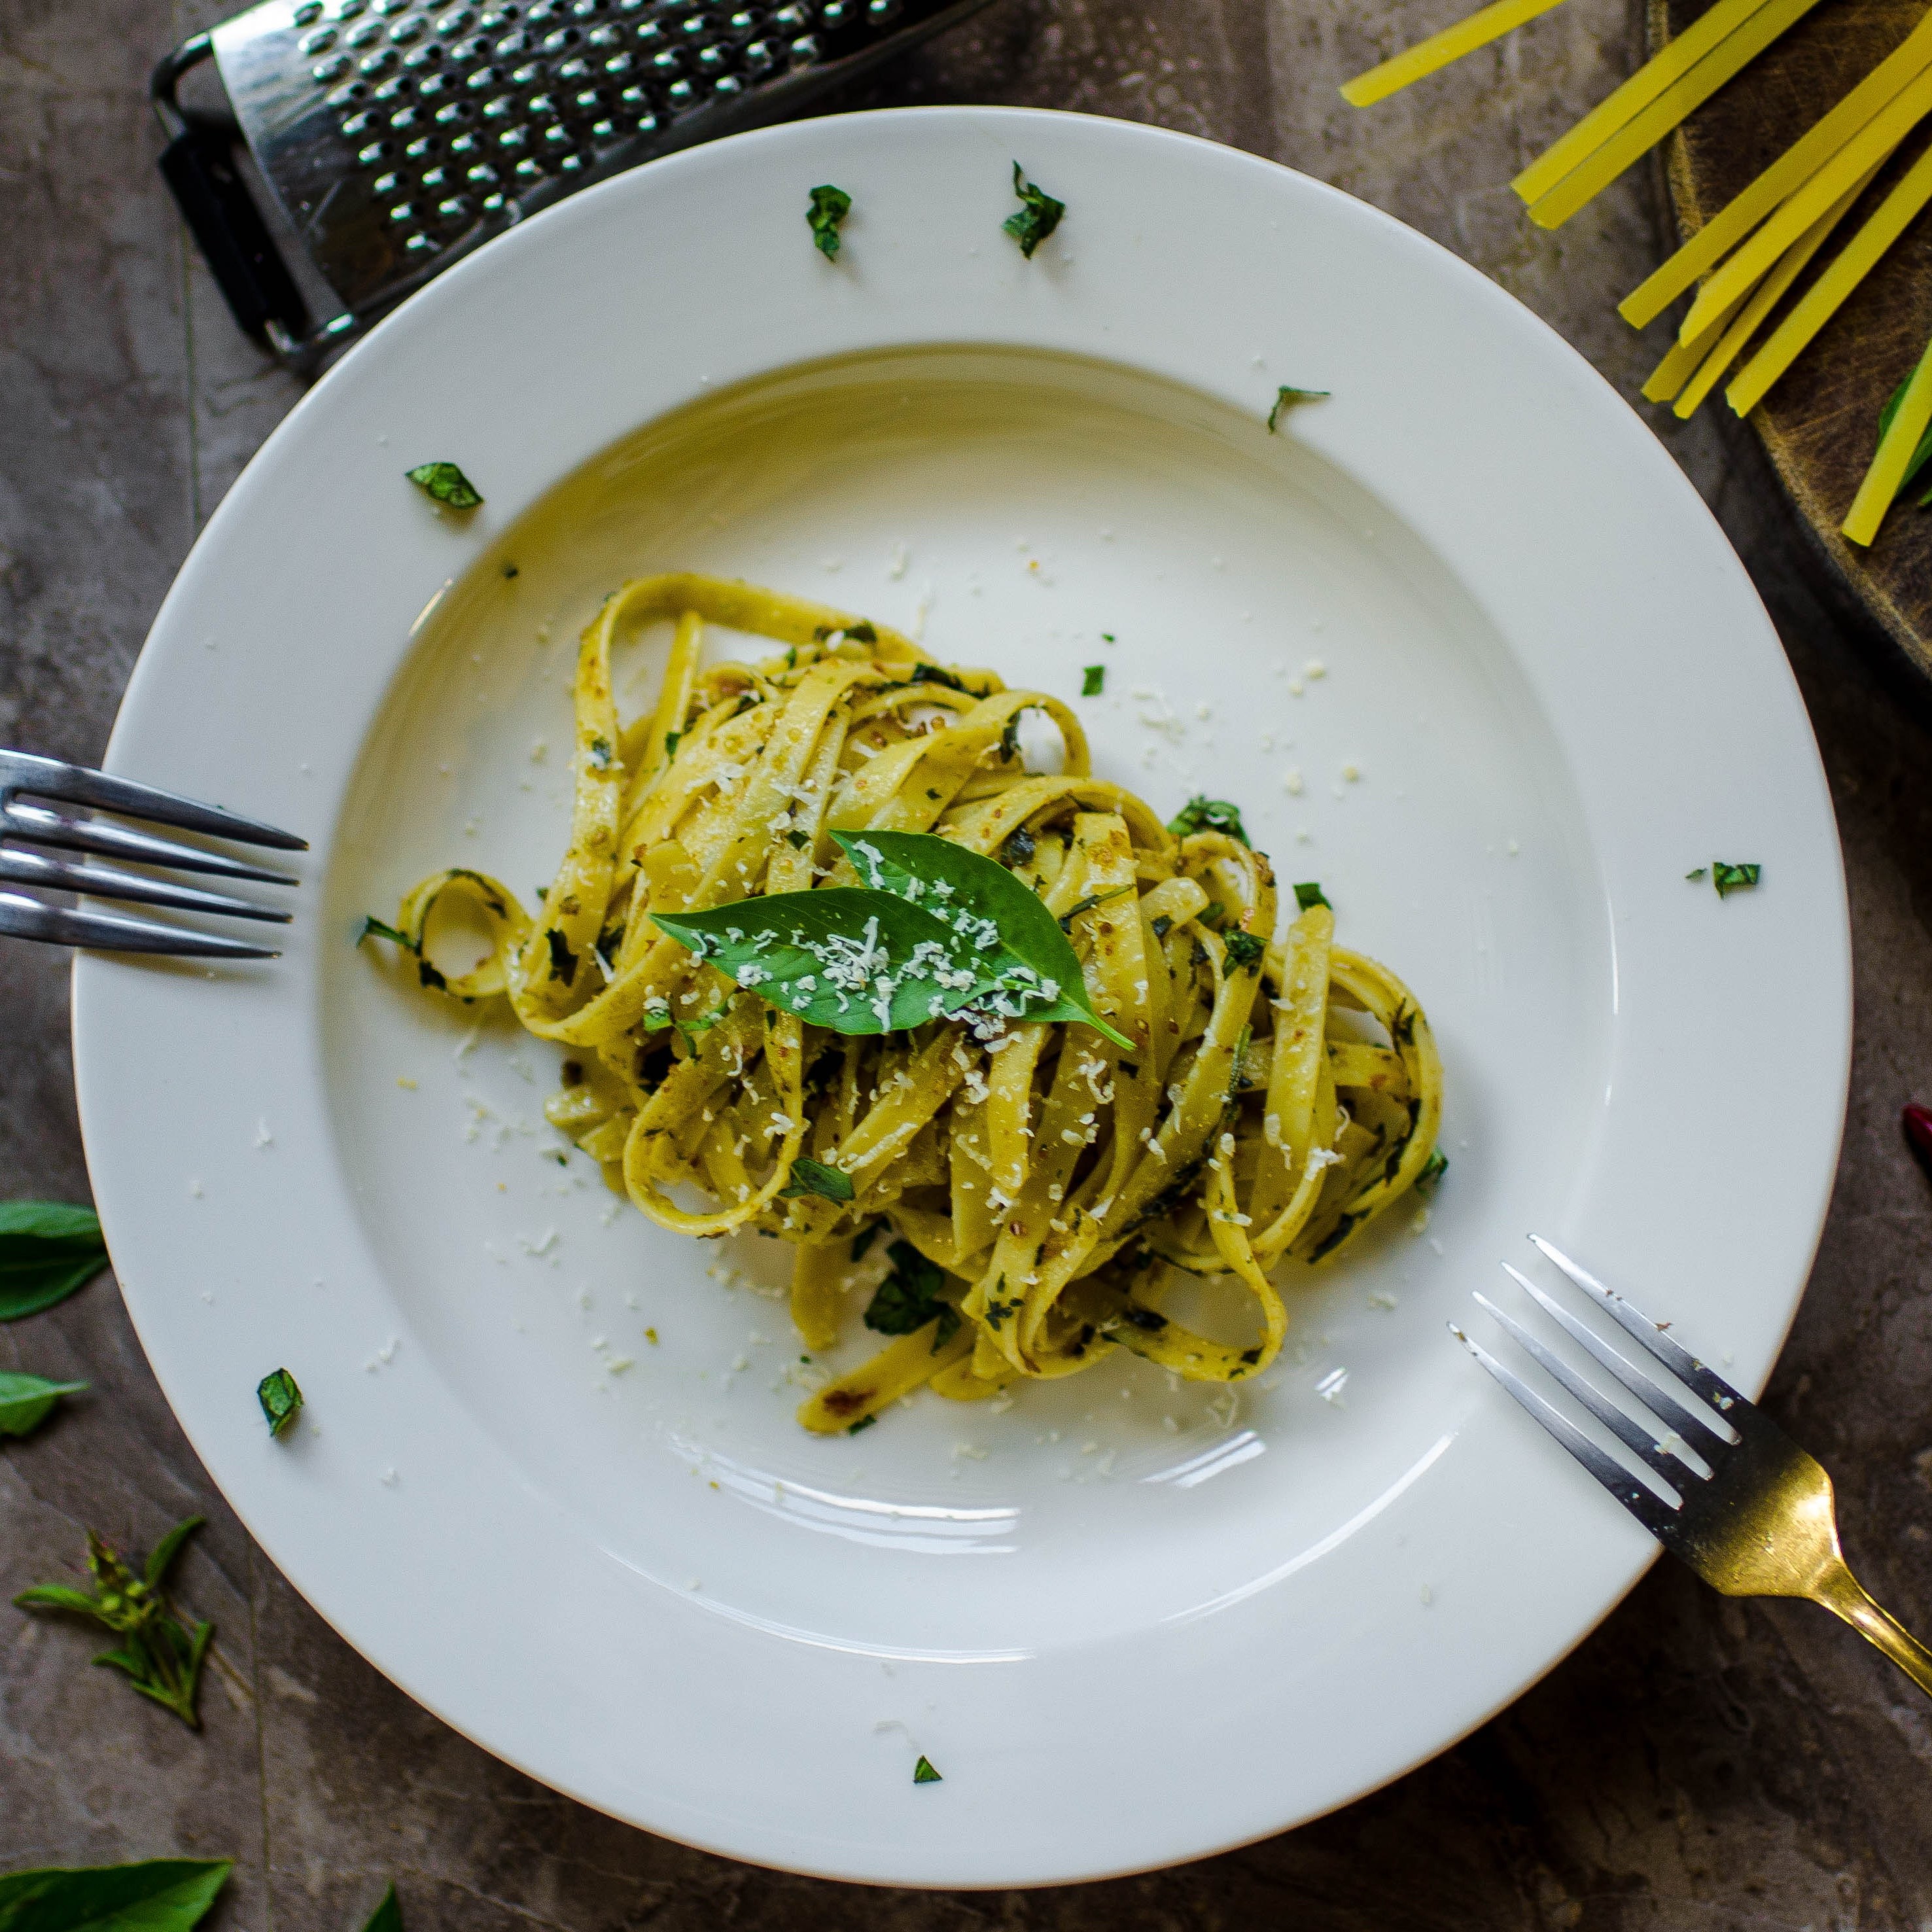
left=5, top=0, right=1932, bottom=1923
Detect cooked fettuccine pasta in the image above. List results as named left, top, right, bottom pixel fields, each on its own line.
left=374, top=573, right=1443, bottom=1432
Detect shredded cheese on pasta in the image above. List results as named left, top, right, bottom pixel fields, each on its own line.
left=382, top=574, right=1443, bottom=1432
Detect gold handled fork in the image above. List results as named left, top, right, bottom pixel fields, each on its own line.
left=1455, top=1237, right=1932, bottom=1698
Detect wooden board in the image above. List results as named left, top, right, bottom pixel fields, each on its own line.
left=1651, top=0, right=1932, bottom=680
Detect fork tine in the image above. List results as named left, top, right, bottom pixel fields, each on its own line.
left=0, top=891, right=279, bottom=958
left=1503, top=1263, right=1731, bottom=1459
left=0, top=849, right=291, bottom=923
left=4, top=799, right=300, bottom=886
left=1449, top=1322, right=1676, bottom=1536
left=1474, top=1289, right=1688, bottom=1488
left=1530, top=1236, right=1750, bottom=1418
left=6, top=752, right=306, bottom=851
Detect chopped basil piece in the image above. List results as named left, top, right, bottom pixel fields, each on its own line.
left=589, top=735, right=613, bottom=770
left=1081, top=665, right=1105, bottom=696
left=785, top=828, right=811, bottom=850
left=1223, top=930, right=1265, bottom=969
left=1057, top=883, right=1134, bottom=932
left=502, top=562, right=519, bottom=580
left=864, top=1240, right=960, bottom=1348
left=546, top=929, right=576, bottom=985
left=0, top=1861, right=232, bottom=1932
left=1151, top=913, right=1172, bottom=941
left=359, top=915, right=412, bottom=949
left=813, top=619, right=877, bottom=643
left=405, top=461, right=483, bottom=509
left=1001, top=824, right=1036, bottom=868
left=851, top=1222, right=882, bottom=1263
left=663, top=730, right=682, bottom=760
left=1100, top=631, right=1115, bottom=642
left=911, top=662, right=969, bottom=693
left=256, top=1367, right=303, bottom=1437
left=847, top=1413, right=877, bottom=1435
left=0, top=1201, right=109, bottom=1323
left=807, top=183, right=852, bottom=259
left=1003, top=162, right=1064, bottom=258
left=0, top=1370, right=88, bottom=1439
left=14, top=1516, right=213, bottom=1728
left=999, top=714, right=1021, bottom=764
left=1168, top=796, right=1250, bottom=845
left=1685, top=867, right=1707, bottom=881
left=913, top=1755, right=943, bottom=1783
left=779, top=1156, right=855, bottom=1203
left=1416, top=1148, right=1449, bottom=1193
left=1267, top=386, right=1331, bottom=432
left=1711, top=861, right=1761, bottom=898
left=1293, top=882, right=1329, bottom=911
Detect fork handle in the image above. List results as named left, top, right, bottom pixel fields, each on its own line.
left=1812, top=1564, right=1932, bottom=1698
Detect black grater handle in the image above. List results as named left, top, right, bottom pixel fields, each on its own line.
left=152, top=39, right=311, bottom=353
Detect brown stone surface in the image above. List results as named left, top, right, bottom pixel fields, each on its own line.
left=4, top=0, right=1932, bottom=1923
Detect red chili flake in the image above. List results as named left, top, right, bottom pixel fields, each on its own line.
left=1905, top=1104, right=1932, bottom=1180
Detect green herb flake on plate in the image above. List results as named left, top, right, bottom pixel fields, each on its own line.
left=807, top=184, right=852, bottom=258
left=1003, top=162, right=1064, bottom=258
left=257, top=1367, right=304, bottom=1437
left=405, top=462, right=483, bottom=510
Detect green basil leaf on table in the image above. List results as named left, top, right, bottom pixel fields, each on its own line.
left=0, top=1371, right=87, bottom=1439
left=0, top=1202, right=109, bottom=1322
left=360, top=1883, right=404, bottom=1932
left=0, top=1858, right=232, bottom=1932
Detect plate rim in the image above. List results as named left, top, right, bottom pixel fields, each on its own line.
left=72, top=102, right=1852, bottom=1884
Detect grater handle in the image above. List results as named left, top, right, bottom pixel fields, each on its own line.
left=152, top=38, right=311, bottom=355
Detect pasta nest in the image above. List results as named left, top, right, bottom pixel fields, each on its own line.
left=382, top=574, right=1442, bottom=1431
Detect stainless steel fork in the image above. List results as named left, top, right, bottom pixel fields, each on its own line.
left=1456, top=1235, right=1932, bottom=1699
left=0, top=749, right=305, bottom=959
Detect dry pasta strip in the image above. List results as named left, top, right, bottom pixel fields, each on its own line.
left=1620, top=7, right=1932, bottom=328
left=1339, top=0, right=1570, bottom=109
left=381, top=574, right=1443, bottom=1433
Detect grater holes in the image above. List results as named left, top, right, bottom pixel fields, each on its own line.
left=527, top=90, right=557, bottom=113
left=359, top=137, right=392, bottom=162
left=497, top=122, right=531, bottom=145
left=466, top=63, right=499, bottom=85
left=293, top=0, right=326, bottom=18
left=571, top=84, right=602, bottom=106
left=784, top=31, right=817, bottom=61
left=557, top=53, right=591, bottom=75
left=360, top=45, right=398, bottom=71
left=739, top=35, right=774, bottom=69
left=341, top=109, right=376, bottom=134
left=434, top=98, right=470, bottom=120
left=372, top=73, right=406, bottom=97
left=389, top=16, right=425, bottom=42
left=482, top=92, right=514, bottom=115
left=540, top=26, right=578, bottom=52
left=300, top=26, right=339, bottom=52
left=389, top=103, right=423, bottom=128
left=542, top=121, right=571, bottom=143
left=436, top=5, right=476, bottom=29
left=415, top=68, right=449, bottom=94
left=313, top=52, right=352, bottom=78
left=345, top=15, right=383, bottom=43
left=326, top=79, right=370, bottom=104
left=330, top=0, right=366, bottom=17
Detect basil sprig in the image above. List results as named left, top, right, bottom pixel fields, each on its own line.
left=14, top=1516, right=213, bottom=1729
left=0, top=1201, right=109, bottom=1322
left=0, top=1859, right=233, bottom=1931
left=652, top=830, right=1134, bottom=1049
left=0, top=1370, right=88, bottom=1439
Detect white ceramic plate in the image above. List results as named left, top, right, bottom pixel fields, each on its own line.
left=73, top=108, right=1849, bottom=1884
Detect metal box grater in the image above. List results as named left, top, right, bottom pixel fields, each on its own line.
left=154, top=0, right=994, bottom=364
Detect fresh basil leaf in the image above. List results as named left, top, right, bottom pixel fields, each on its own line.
left=1081, top=665, right=1105, bottom=696
left=1167, top=796, right=1250, bottom=846
left=1292, top=881, right=1329, bottom=911
left=0, top=1858, right=232, bottom=1932
left=864, top=1240, right=955, bottom=1338
left=0, top=1203, right=109, bottom=1323
left=1003, top=162, right=1064, bottom=258
left=0, top=1371, right=87, bottom=1439
left=779, top=1157, right=854, bottom=1203
left=1712, top=860, right=1761, bottom=898
left=913, top=1755, right=943, bottom=1783
left=807, top=183, right=851, bottom=259
left=833, top=830, right=1136, bottom=1049
left=1267, top=386, right=1331, bottom=432
left=256, top=1368, right=303, bottom=1438
left=360, top=1883, right=404, bottom=1932
left=405, top=462, right=483, bottom=509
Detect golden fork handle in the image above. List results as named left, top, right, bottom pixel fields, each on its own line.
left=1812, top=1563, right=1932, bottom=1698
